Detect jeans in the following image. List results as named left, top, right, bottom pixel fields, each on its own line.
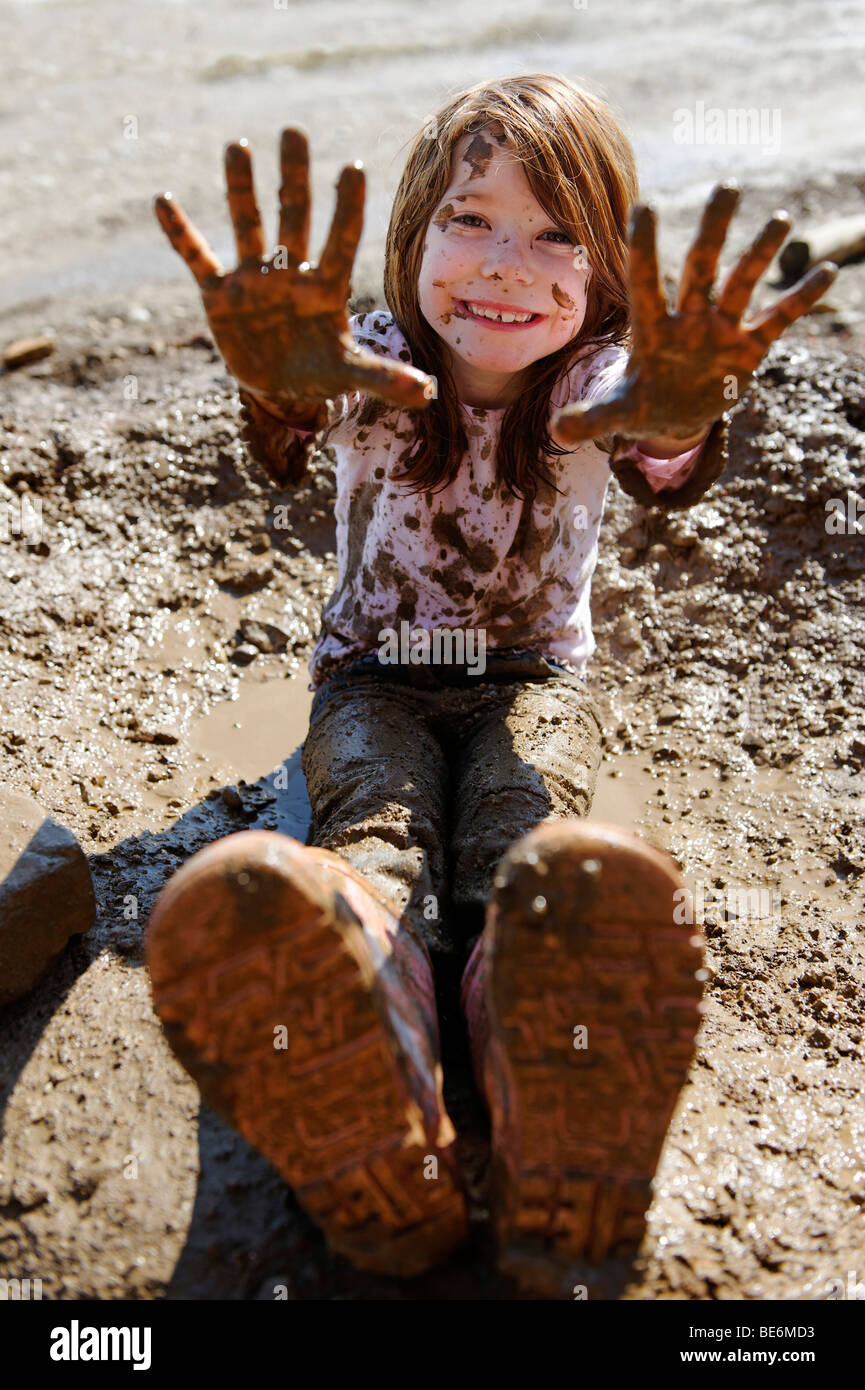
left=301, top=648, right=604, bottom=958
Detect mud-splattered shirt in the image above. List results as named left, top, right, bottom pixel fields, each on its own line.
left=297, top=311, right=707, bottom=690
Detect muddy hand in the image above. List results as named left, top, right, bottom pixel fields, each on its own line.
left=154, top=129, right=435, bottom=411
left=551, top=184, right=838, bottom=446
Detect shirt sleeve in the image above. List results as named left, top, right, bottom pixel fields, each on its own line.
left=556, top=342, right=711, bottom=495
left=613, top=431, right=712, bottom=494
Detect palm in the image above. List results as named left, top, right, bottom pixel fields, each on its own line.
left=154, top=129, right=434, bottom=410
left=552, top=184, right=838, bottom=446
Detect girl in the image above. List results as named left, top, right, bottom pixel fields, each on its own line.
left=145, top=74, right=835, bottom=1295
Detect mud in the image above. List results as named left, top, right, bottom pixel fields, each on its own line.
left=1, top=279, right=863, bottom=1298
left=462, top=133, right=495, bottom=182
left=300, top=662, right=603, bottom=954
left=552, top=283, right=576, bottom=310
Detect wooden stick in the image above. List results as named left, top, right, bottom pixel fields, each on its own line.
left=779, top=214, right=865, bottom=283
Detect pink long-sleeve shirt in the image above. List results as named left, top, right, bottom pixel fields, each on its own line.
left=292, top=310, right=706, bottom=690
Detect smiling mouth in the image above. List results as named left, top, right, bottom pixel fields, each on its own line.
left=455, top=299, right=545, bottom=327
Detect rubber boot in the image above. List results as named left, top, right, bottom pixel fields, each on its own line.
left=460, top=819, right=706, bottom=1296
left=145, top=829, right=467, bottom=1277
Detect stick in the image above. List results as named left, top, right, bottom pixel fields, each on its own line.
left=778, top=214, right=865, bottom=283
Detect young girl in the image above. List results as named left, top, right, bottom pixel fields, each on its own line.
left=145, top=74, right=835, bottom=1295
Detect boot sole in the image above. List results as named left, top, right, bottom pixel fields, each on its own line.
left=145, top=829, right=466, bottom=1277
left=484, top=820, right=705, bottom=1292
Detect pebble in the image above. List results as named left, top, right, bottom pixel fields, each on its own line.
left=615, top=615, right=642, bottom=648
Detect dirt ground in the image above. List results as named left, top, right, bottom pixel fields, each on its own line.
left=1, top=0, right=864, bottom=1300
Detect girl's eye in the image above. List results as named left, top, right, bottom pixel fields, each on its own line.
left=451, top=213, right=488, bottom=229
left=539, top=230, right=574, bottom=245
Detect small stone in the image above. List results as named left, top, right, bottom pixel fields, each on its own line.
left=238, top=619, right=289, bottom=654
left=231, top=644, right=259, bottom=665
left=221, top=786, right=244, bottom=812
left=3, top=335, right=55, bottom=370
left=615, top=615, right=642, bottom=649
left=657, top=702, right=681, bottom=725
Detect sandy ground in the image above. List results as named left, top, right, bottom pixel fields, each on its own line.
left=1, top=0, right=864, bottom=1300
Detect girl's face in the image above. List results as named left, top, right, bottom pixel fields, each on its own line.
left=417, top=125, right=592, bottom=409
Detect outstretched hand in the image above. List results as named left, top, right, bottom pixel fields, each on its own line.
left=551, top=184, right=838, bottom=448
left=154, top=129, right=435, bottom=413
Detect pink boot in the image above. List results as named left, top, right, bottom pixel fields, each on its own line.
left=146, top=830, right=467, bottom=1276
left=460, top=819, right=706, bottom=1295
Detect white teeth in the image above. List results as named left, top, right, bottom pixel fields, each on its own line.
left=465, top=302, right=534, bottom=323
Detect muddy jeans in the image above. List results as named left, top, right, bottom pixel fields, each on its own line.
left=300, top=649, right=604, bottom=960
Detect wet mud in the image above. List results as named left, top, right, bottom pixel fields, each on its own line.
left=1, top=277, right=863, bottom=1297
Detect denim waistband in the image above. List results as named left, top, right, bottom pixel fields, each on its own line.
left=309, top=647, right=582, bottom=722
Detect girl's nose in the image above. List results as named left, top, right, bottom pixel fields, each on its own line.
left=480, top=237, right=533, bottom=285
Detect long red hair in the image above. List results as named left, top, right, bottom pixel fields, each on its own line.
left=382, top=72, right=639, bottom=502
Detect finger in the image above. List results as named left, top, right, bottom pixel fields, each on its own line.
left=745, top=260, right=839, bottom=351
left=675, top=183, right=740, bottom=313
left=318, top=162, right=365, bottom=289
left=224, top=140, right=266, bottom=262
left=628, top=204, right=669, bottom=346
left=550, top=393, right=631, bottom=447
left=338, top=349, right=436, bottom=411
left=716, top=211, right=792, bottom=321
left=278, top=128, right=311, bottom=266
left=154, top=193, right=223, bottom=286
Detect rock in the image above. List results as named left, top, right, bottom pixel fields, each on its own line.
left=657, top=702, right=681, bottom=725
left=652, top=743, right=682, bottom=762
left=238, top=619, right=289, bottom=654
left=0, top=791, right=95, bottom=1005
left=2, top=335, right=55, bottom=371
left=221, top=785, right=244, bottom=812
left=231, top=643, right=260, bottom=665
left=664, top=518, right=699, bottom=548
left=742, top=729, right=765, bottom=750
left=127, top=726, right=179, bottom=745
left=615, top=615, right=642, bottom=649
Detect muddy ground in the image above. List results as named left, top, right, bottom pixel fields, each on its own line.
left=1, top=0, right=865, bottom=1301
left=1, top=277, right=863, bottom=1299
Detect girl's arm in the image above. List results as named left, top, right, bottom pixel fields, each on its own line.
left=607, top=415, right=730, bottom=513
left=552, top=183, right=837, bottom=510
left=236, top=389, right=331, bottom=487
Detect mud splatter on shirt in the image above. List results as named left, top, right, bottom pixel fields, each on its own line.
left=299, top=311, right=705, bottom=690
